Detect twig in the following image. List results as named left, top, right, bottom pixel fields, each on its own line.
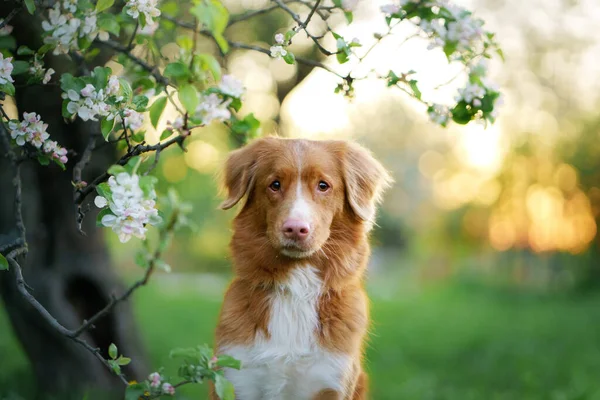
left=128, top=21, right=139, bottom=50
left=74, top=131, right=191, bottom=204
left=7, top=255, right=130, bottom=385
left=228, top=41, right=345, bottom=79
left=0, top=5, right=21, bottom=29
left=95, top=40, right=168, bottom=86
left=272, top=0, right=336, bottom=56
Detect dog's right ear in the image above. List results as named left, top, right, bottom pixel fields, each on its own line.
left=219, top=138, right=272, bottom=210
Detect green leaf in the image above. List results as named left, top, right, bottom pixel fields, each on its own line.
left=195, top=54, right=222, bottom=81
left=215, top=374, right=235, bottom=400
left=164, top=62, right=190, bottom=81
left=95, top=0, right=114, bottom=12
left=108, top=359, right=121, bottom=375
left=101, top=118, right=115, bottom=140
left=60, top=74, right=85, bottom=93
left=0, top=81, right=15, bottom=96
left=496, top=48, right=505, bottom=62
left=108, top=165, right=127, bottom=175
left=176, top=35, right=194, bottom=51
left=97, top=14, right=120, bottom=36
left=0, top=36, right=16, bottom=50
left=139, top=175, right=158, bottom=198
left=283, top=52, right=295, bottom=65
left=108, top=343, right=118, bottom=359
left=0, top=254, right=8, bottom=271
left=443, top=41, right=457, bottom=60
left=17, top=46, right=35, bottom=56
left=344, top=11, right=353, bottom=24
left=132, top=95, right=149, bottom=111
left=119, top=78, right=133, bottom=102
left=37, top=155, right=50, bottom=166
left=451, top=101, right=474, bottom=125
left=231, top=113, right=260, bottom=137
left=93, top=67, right=111, bottom=90
left=409, top=80, right=421, bottom=100
left=178, top=84, right=199, bottom=114
left=116, top=356, right=131, bottom=366
left=190, top=0, right=230, bottom=53
left=216, top=355, right=241, bottom=370
left=284, top=30, right=296, bottom=42
left=149, top=97, right=167, bottom=128
left=96, top=208, right=112, bottom=226
left=132, top=131, right=145, bottom=142
left=37, top=44, right=54, bottom=55
left=24, top=0, right=35, bottom=14
left=134, top=251, right=149, bottom=267
left=11, top=61, right=30, bottom=76
left=125, top=384, right=146, bottom=400
left=160, top=129, right=172, bottom=140
left=96, top=182, right=111, bottom=199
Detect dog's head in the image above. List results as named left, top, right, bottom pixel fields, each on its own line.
left=220, top=137, right=392, bottom=259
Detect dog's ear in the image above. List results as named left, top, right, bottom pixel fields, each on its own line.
left=341, top=142, right=392, bottom=226
left=219, top=138, right=272, bottom=210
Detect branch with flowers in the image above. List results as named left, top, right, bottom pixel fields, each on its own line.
left=0, top=0, right=504, bottom=398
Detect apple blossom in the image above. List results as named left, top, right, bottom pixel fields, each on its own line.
left=0, top=53, right=14, bottom=85
left=162, top=383, right=175, bottom=395
left=269, top=45, right=287, bottom=59
left=219, top=75, right=245, bottom=98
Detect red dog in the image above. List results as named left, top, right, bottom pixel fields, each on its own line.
left=213, top=137, right=391, bottom=399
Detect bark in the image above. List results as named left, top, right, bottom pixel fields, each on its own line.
left=0, top=4, right=149, bottom=399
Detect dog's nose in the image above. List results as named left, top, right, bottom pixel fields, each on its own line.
left=282, top=219, right=310, bottom=241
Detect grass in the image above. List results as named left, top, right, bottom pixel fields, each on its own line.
left=3, top=277, right=600, bottom=399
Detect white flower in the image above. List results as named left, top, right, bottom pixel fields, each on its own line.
left=428, top=104, right=450, bottom=126
left=380, top=3, right=400, bottom=15
left=0, top=53, right=14, bottom=85
left=195, top=93, right=231, bottom=125
left=0, top=20, right=13, bottom=36
left=270, top=45, right=287, bottom=59
left=80, top=84, right=96, bottom=98
left=94, top=196, right=108, bottom=208
left=219, top=75, right=244, bottom=98
left=457, top=83, right=486, bottom=103
left=106, top=75, right=120, bottom=96
left=274, top=33, right=285, bottom=44
left=162, top=383, right=175, bottom=396
left=82, top=15, right=97, bottom=36
left=125, top=0, right=161, bottom=25
left=170, top=117, right=184, bottom=130
left=123, top=109, right=144, bottom=131
left=43, top=68, right=55, bottom=84
left=149, top=372, right=161, bottom=388
left=8, top=112, right=68, bottom=163
left=139, top=21, right=159, bottom=36
left=341, top=0, right=359, bottom=12
left=98, top=171, right=161, bottom=243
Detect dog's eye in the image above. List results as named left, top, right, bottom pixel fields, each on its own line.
left=318, top=181, right=330, bottom=192
left=269, top=180, right=281, bottom=191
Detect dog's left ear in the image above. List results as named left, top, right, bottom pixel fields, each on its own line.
left=341, top=142, right=393, bottom=226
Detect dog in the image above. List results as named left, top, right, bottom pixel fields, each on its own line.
left=212, top=137, right=391, bottom=400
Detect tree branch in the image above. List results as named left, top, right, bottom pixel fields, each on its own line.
left=74, top=131, right=191, bottom=204
left=0, top=5, right=22, bottom=29
left=95, top=39, right=169, bottom=86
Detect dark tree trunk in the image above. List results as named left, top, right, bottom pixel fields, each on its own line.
left=0, top=4, right=149, bottom=399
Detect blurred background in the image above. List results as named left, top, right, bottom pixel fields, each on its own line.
left=3, top=0, right=600, bottom=398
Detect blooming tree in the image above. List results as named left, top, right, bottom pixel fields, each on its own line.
left=0, top=0, right=503, bottom=398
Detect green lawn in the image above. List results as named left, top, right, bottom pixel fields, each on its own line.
left=3, top=278, right=600, bottom=399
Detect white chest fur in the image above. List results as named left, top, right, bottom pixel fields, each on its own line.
left=222, top=265, right=352, bottom=400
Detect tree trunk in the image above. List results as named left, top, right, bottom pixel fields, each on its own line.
left=0, top=4, right=149, bottom=399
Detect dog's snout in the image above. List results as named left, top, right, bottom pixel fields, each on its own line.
left=282, top=219, right=310, bottom=241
